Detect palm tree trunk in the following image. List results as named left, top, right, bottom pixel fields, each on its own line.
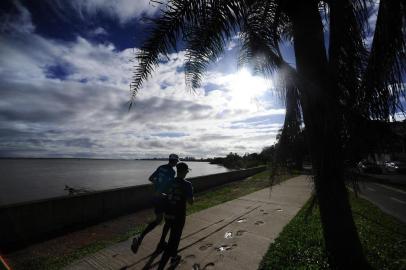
left=285, top=2, right=371, bottom=269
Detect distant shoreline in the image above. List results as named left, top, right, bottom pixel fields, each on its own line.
left=0, top=157, right=210, bottom=162
left=0, top=159, right=229, bottom=206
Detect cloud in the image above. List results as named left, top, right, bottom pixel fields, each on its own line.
left=0, top=2, right=285, bottom=159
left=91, top=27, right=108, bottom=37
left=0, top=1, right=35, bottom=34
left=364, top=1, right=380, bottom=48
left=53, top=0, right=160, bottom=24
left=152, top=132, right=188, bottom=138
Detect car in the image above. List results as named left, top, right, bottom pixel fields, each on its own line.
left=357, top=160, right=382, bottom=174
left=384, top=161, right=406, bottom=174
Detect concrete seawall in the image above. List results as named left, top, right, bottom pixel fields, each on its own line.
left=0, top=166, right=266, bottom=250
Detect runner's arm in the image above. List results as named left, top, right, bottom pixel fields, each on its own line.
left=187, top=183, right=194, bottom=205
left=149, top=168, right=159, bottom=183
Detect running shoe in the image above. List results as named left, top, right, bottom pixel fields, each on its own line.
left=131, top=236, right=140, bottom=254
left=170, top=255, right=182, bottom=266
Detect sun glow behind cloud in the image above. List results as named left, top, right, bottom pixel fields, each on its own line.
left=218, top=68, right=273, bottom=112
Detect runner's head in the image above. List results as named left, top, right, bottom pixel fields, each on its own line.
left=176, top=162, right=190, bottom=178
left=168, top=153, right=179, bottom=167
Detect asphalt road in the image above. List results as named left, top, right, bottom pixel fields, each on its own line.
left=365, top=173, right=406, bottom=185
left=356, top=181, right=406, bottom=224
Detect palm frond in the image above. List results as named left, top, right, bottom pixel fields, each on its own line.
left=328, top=0, right=368, bottom=111
left=238, top=0, right=283, bottom=74
left=238, top=5, right=308, bottom=170
left=183, top=1, right=243, bottom=90
left=130, top=0, right=206, bottom=108
left=361, top=0, right=406, bottom=119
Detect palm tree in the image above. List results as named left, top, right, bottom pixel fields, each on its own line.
left=276, top=85, right=306, bottom=170
left=130, top=0, right=405, bottom=268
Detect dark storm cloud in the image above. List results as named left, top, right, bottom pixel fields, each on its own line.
left=0, top=148, right=49, bottom=158
left=196, top=134, right=235, bottom=141
left=0, top=127, right=53, bottom=149
left=128, top=97, right=214, bottom=122
left=0, top=128, right=35, bottom=139
left=0, top=131, right=53, bottom=157
left=0, top=129, right=101, bottom=158
left=0, top=81, right=92, bottom=123
left=64, top=138, right=100, bottom=148
left=0, top=108, right=73, bottom=123
left=136, top=140, right=166, bottom=149
left=0, top=77, right=126, bottom=158
left=96, top=94, right=215, bottom=126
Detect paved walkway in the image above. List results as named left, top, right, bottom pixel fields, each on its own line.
left=65, top=175, right=312, bottom=270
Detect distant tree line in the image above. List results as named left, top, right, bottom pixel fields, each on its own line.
left=207, top=126, right=311, bottom=171
left=209, top=152, right=268, bottom=169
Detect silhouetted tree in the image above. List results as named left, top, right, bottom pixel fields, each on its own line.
left=130, top=1, right=405, bottom=268
left=210, top=152, right=265, bottom=169
left=276, top=85, right=307, bottom=170
left=344, top=119, right=401, bottom=164
left=259, top=145, right=276, bottom=163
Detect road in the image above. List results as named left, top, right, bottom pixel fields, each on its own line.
left=356, top=181, right=406, bottom=224
left=365, top=173, right=406, bottom=186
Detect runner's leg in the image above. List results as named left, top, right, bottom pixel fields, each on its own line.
left=139, top=211, right=163, bottom=242
left=157, top=220, right=174, bottom=270
left=156, top=219, right=170, bottom=250
left=168, top=216, right=185, bottom=257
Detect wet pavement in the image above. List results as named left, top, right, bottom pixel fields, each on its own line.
left=64, top=175, right=312, bottom=270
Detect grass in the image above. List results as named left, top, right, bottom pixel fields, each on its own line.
left=187, top=170, right=295, bottom=215
left=259, top=192, right=406, bottom=270
left=11, top=169, right=297, bottom=270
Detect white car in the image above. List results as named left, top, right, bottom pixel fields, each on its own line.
left=357, top=160, right=382, bottom=174
left=384, top=161, right=406, bottom=174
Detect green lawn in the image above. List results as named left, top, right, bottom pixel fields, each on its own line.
left=12, top=169, right=297, bottom=270
left=187, top=170, right=294, bottom=215
left=259, top=192, right=406, bottom=270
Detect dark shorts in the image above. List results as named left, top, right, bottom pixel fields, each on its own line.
left=152, top=196, right=168, bottom=215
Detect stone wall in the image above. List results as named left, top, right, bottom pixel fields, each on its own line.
left=0, top=166, right=266, bottom=250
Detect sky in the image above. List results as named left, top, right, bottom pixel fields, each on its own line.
left=0, top=0, right=289, bottom=159
left=0, top=1, right=402, bottom=159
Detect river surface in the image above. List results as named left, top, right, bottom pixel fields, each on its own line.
left=0, top=159, right=230, bottom=206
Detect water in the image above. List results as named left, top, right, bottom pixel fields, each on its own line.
left=0, top=159, right=230, bottom=206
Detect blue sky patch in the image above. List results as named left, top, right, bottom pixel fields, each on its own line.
left=232, top=114, right=282, bottom=124
left=152, top=132, right=189, bottom=138
left=45, top=63, right=73, bottom=80
left=203, top=82, right=222, bottom=94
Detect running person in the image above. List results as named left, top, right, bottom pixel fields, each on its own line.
left=131, top=153, right=179, bottom=254
left=157, top=162, right=194, bottom=269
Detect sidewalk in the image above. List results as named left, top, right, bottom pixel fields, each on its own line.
left=65, top=175, right=312, bottom=270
